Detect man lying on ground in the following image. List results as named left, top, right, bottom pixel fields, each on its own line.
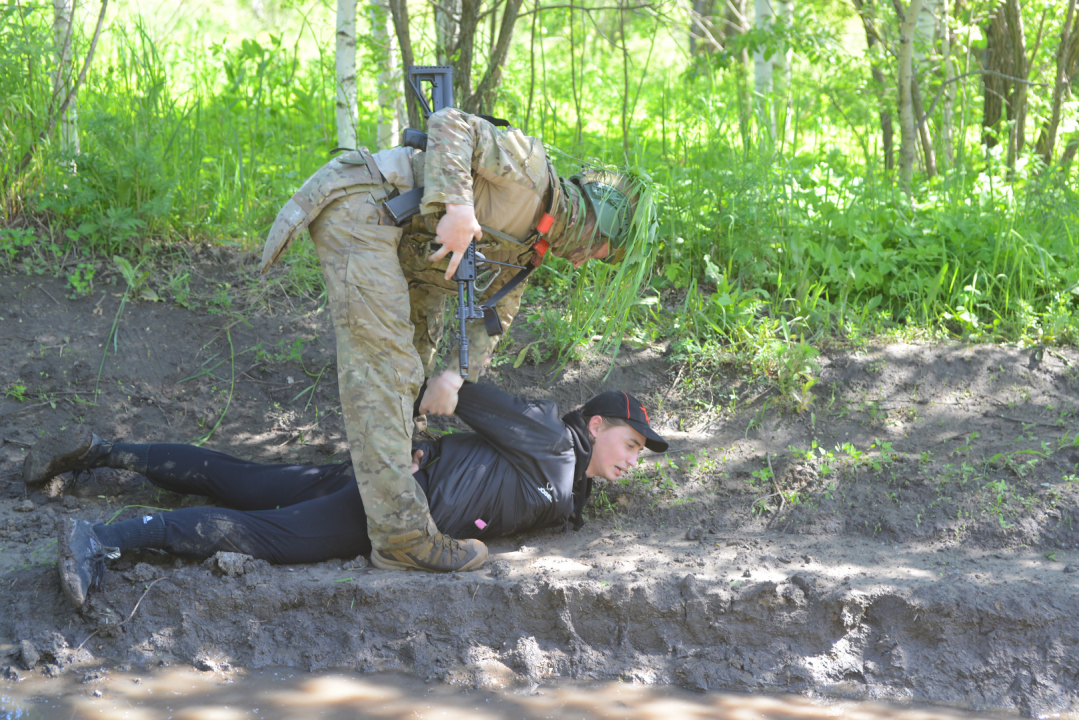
left=23, top=374, right=667, bottom=610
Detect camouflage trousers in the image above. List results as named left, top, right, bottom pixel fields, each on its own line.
left=308, top=188, right=433, bottom=550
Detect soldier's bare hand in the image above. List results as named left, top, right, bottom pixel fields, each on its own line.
left=420, top=370, right=464, bottom=416
left=430, top=203, right=482, bottom=279
left=410, top=449, right=424, bottom=474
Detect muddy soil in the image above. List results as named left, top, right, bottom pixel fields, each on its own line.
left=1, top=251, right=1078, bottom=717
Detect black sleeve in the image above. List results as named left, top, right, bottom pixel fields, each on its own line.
left=454, top=382, right=571, bottom=474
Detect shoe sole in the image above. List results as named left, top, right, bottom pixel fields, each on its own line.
left=370, top=544, right=488, bottom=572
left=57, top=518, right=88, bottom=609
left=23, top=426, right=93, bottom=487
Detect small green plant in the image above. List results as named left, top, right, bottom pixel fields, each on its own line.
left=686, top=449, right=718, bottom=477
left=208, top=283, right=233, bottom=313
left=275, top=337, right=310, bottom=364
left=592, top=489, right=616, bottom=516
left=113, top=256, right=158, bottom=301
left=66, top=262, right=97, bottom=298
left=164, top=271, right=196, bottom=309
left=750, top=462, right=774, bottom=490
left=6, top=382, right=28, bottom=402
left=0, top=228, right=38, bottom=270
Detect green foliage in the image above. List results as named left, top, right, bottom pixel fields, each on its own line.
left=1, top=0, right=1078, bottom=389
left=0, top=228, right=37, bottom=271
left=5, top=382, right=27, bottom=402
left=65, top=262, right=96, bottom=298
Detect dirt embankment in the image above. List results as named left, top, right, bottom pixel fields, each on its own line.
left=1, top=257, right=1078, bottom=717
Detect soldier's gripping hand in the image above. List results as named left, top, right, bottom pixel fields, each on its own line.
left=430, top=203, right=482, bottom=279
left=419, top=370, right=464, bottom=416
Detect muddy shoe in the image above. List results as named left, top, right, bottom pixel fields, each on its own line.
left=370, top=519, right=487, bottom=572
left=57, top=519, right=119, bottom=610
left=23, top=426, right=112, bottom=488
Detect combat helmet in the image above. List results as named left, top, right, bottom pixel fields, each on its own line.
left=568, top=169, right=639, bottom=263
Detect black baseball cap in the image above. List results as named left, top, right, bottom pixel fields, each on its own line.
left=581, top=391, right=668, bottom=453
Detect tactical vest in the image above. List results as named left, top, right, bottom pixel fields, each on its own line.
left=259, top=149, right=385, bottom=273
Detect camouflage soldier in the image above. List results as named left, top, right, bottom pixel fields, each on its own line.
left=261, top=107, right=647, bottom=573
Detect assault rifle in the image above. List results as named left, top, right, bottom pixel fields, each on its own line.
left=385, top=65, right=526, bottom=379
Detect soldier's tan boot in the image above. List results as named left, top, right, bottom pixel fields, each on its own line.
left=370, top=518, right=487, bottom=572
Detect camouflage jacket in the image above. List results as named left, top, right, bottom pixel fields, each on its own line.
left=419, top=108, right=598, bottom=267
left=260, top=112, right=602, bottom=378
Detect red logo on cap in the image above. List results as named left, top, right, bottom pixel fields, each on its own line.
left=640, top=405, right=649, bottom=423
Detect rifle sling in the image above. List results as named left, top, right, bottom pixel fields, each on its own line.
left=479, top=263, right=535, bottom=336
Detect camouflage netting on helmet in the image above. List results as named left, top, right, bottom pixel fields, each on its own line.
left=554, top=162, right=660, bottom=366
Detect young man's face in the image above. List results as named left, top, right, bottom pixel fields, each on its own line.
left=585, top=416, right=646, bottom=481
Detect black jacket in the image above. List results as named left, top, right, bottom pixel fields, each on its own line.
left=412, top=382, right=594, bottom=540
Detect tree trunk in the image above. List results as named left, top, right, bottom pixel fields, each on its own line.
left=387, top=0, right=420, bottom=129
left=775, top=0, right=793, bottom=142
left=753, top=0, right=774, bottom=96
left=334, top=0, right=358, bottom=149
left=898, top=0, right=925, bottom=194
left=911, top=73, right=936, bottom=177
left=525, top=0, right=538, bottom=133
left=852, top=0, right=894, bottom=170
left=1062, top=136, right=1079, bottom=168
left=939, top=0, right=955, bottom=169
left=620, top=0, right=630, bottom=154
left=1003, top=0, right=1026, bottom=171
left=53, top=0, right=78, bottom=156
left=462, top=0, right=524, bottom=113
left=753, top=0, right=775, bottom=137
left=726, top=0, right=749, bottom=41
left=982, top=6, right=1012, bottom=149
left=1035, top=0, right=1078, bottom=165
left=435, top=0, right=461, bottom=65
left=371, top=0, right=401, bottom=150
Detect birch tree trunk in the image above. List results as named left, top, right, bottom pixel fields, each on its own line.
left=335, top=0, right=359, bottom=149
left=371, top=0, right=402, bottom=150
left=53, top=0, right=79, bottom=156
left=911, top=0, right=935, bottom=177
left=1035, top=0, right=1078, bottom=165
left=434, top=0, right=461, bottom=65
left=753, top=0, right=775, bottom=137
left=386, top=0, right=420, bottom=129
left=775, top=0, right=793, bottom=142
left=911, top=75, right=936, bottom=177
left=939, top=0, right=955, bottom=169
left=852, top=0, right=894, bottom=170
left=898, top=0, right=925, bottom=195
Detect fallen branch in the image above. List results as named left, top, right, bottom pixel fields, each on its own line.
left=75, top=576, right=168, bottom=653
left=986, top=413, right=1067, bottom=429
left=36, top=283, right=63, bottom=307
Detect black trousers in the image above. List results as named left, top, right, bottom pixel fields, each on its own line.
left=144, top=445, right=374, bottom=564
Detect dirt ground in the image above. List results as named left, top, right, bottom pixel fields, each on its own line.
left=2, top=250, right=1078, bottom=717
